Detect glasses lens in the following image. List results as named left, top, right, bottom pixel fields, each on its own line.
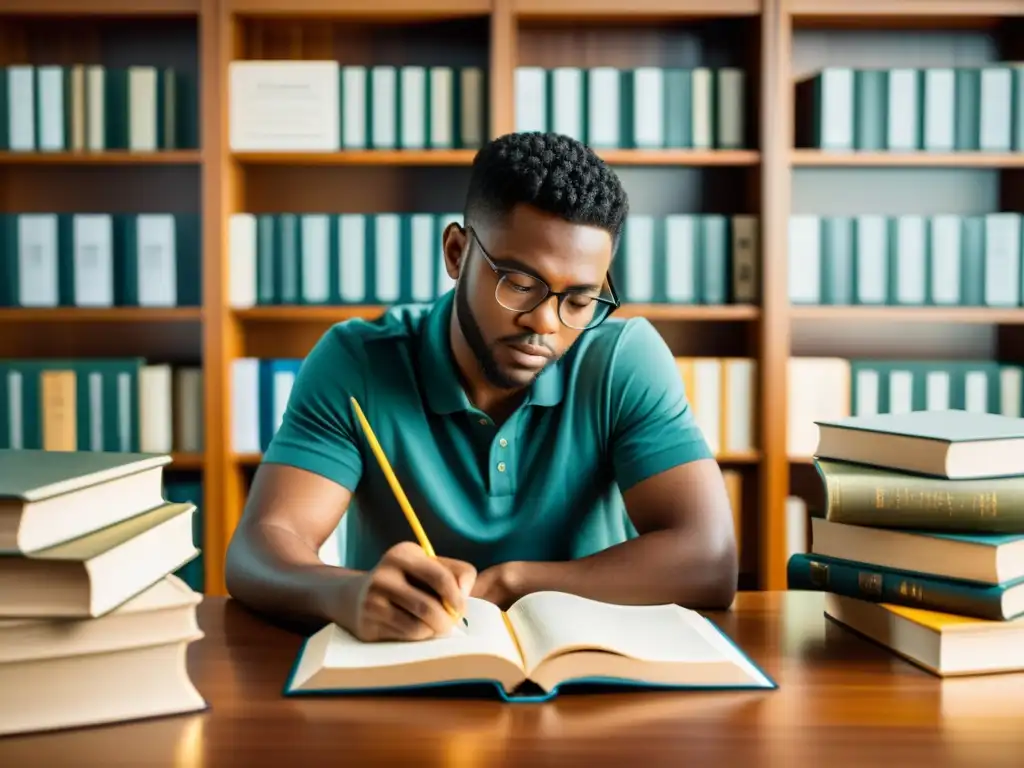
left=560, top=296, right=610, bottom=330
left=495, top=273, right=548, bottom=312
left=495, top=273, right=612, bottom=330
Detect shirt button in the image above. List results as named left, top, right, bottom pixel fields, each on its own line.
left=478, top=418, right=488, bottom=425
left=499, top=438, right=508, bottom=448
left=497, top=462, right=506, bottom=472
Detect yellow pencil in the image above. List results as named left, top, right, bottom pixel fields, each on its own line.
left=349, top=396, right=468, bottom=628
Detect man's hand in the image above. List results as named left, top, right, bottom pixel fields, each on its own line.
left=471, top=562, right=522, bottom=610
left=338, top=542, right=477, bottom=642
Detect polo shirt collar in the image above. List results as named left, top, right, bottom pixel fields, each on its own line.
left=420, top=291, right=564, bottom=414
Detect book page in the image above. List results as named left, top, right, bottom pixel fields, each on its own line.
left=323, top=597, right=522, bottom=670
left=507, top=591, right=735, bottom=674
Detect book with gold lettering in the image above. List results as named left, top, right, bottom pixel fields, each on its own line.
left=813, top=458, right=1024, bottom=533
left=284, top=591, right=776, bottom=701
left=788, top=551, right=1024, bottom=621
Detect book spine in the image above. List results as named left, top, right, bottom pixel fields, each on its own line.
left=820, top=465, right=1024, bottom=532
left=787, top=553, right=1014, bottom=620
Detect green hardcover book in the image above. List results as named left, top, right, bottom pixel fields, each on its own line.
left=0, top=214, right=16, bottom=306
left=814, top=457, right=1024, bottom=533
left=954, top=67, right=981, bottom=151
left=820, top=216, right=854, bottom=304
left=103, top=67, right=129, bottom=150
left=787, top=552, right=1024, bottom=621
left=276, top=213, right=300, bottom=305
left=699, top=215, right=729, bottom=305
left=0, top=66, right=9, bottom=149
left=174, top=213, right=202, bottom=307
left=256, top=214, right=275, bottom=305
left=960, top=214, right=985, bottom=306
left=618, top=69, right=635, bottom=149
left=854, top=69, right=887, bottom=150
left=663, top=68, right=692, bottom=149
left=55, top=213, right=75, bottom=307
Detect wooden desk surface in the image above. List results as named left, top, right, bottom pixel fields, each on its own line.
left=2, top=591, right=1024, bottom=766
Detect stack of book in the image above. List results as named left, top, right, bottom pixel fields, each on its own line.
left=0, top=449, right=207, bottom=736
left=787, top=409, right=1024, bottom=677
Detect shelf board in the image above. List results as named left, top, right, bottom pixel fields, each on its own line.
left=232, top=149, right=760, bottom=167
left=225, top=0, right=490, bottom=17
left=0, top=151, right=201, bottom=166
left=0, top=307, right=202, bottom=322
left=235, top=306, right=386, bottom=322
left=233, top=150, right=476, bottom=166
left=616, top=304, right=760, bottom=320
left=170, top=452, right=205, bottom=470
left=792, top=150, right=1024, bottom=168
left=235, top=304, right=760, bottom=322
left=598, top=150, right=759, bottom=166
left=787, top=0, right=1023, bottom=19
left=790, top=306, right=1024, bottom=324
left=514, top=0, right=759, bottom=20
left=0, top=0, right=200, bottom=15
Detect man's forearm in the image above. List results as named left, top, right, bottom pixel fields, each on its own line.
left=224, top=522, right=366, bottom=631
left=505, top=528, right=737, bottom=609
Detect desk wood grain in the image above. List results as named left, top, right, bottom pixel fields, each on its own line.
left=2, top=591, right=1023, bottom=766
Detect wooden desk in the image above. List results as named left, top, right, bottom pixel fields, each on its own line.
left=2, top=591, right=1023, bottom=766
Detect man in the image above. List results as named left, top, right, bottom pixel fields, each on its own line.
left=225, top=131, right=738, bottom=643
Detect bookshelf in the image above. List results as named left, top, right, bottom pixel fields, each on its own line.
left=1, top=0, right=1022, bottom=596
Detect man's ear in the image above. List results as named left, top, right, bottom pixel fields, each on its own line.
left=441, top=222, right=467, bottom=280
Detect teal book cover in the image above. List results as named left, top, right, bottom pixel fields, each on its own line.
left=280, top=594, right=777, bottom=701
left=787, top=551, right=1024, bottom=620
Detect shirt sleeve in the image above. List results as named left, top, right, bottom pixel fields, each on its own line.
left=261, top=325, right=367, bottom=492
left=608, top=318, right=714, bottom=492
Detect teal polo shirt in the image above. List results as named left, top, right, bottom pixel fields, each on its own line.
left=262, top=290, right=713, bottom=571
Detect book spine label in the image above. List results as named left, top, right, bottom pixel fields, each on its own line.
left=787, top=552, right=1013, bottom=620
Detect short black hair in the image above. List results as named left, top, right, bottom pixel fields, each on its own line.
left=464, top=131, right=629, bottom=248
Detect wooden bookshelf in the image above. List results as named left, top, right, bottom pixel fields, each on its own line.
left=2, top=0, right=1023, bottom=596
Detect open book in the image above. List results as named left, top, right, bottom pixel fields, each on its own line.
left=284, top=591, right=775, bottom=701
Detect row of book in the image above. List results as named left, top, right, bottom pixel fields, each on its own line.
left=0, top=64, right=198, bottom=153
left=789, top=212, right=1023, bottom=308
left=787, top=357, right=1023, bottom=457
left=229, top=61, right=486, bottom=152
left=514, top=66, right=745, bottom=150
left=229, top=212, right=760, bottom=308
left=797, top=65, right=1024, bottom=152
left=789, top=408, right=1024, bottom=678
left=0, top=450, right=206, bottom=735
left=0, top=359, right=202, bottom=454
left=229, top=355, right=757, bottom=457
left=0, top=213, right=202, bottom=309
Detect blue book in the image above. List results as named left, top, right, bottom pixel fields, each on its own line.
left=788, top=552, right=1024, bottom=621
left=283, top=591, right=776, bottom=701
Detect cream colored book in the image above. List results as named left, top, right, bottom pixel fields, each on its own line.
left=0, top=574, right=201, bottom=664
left=0, top=501, right=198, bottom=618
left=0, top=631, right=206, bottom=736
left=285, top=591, right=775, bottom=701
left=825, top=593, right=1024, bottom=677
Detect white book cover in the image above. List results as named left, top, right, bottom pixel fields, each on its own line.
left=229, top=60, right=340, bottom=151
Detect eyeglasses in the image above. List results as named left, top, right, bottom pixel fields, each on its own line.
left=466, top=227, right=620, bottom=331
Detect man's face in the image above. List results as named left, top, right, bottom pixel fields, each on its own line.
left=444, top=203, right=614, bottom=390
